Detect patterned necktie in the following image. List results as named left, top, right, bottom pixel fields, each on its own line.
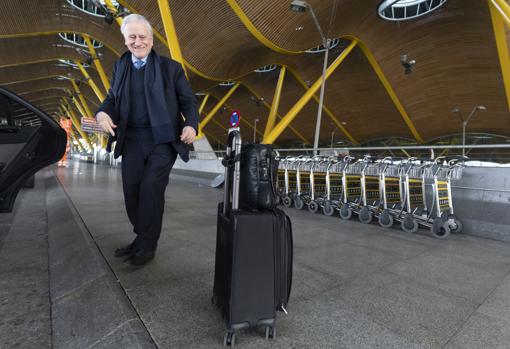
left=134, top=59, right=144, bottom=69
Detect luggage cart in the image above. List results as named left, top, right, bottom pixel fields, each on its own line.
left=293, top=157, right=314, bottom=210
left=357, top=157, right=381, bottom=224
left=400, top=158, right=453, bottom=238
left=321, top=157, right=343, bottom=216
left=427, top=156, right=466, bottom=236
left=339, top=156, right=363, bottom=220
left=440, top=156, right=466, bottom=233
left=307, top=157, right=330, bottom=213
left=281, top=156, right=302, bottom=208
left=377, top=157, right=404, bottom=228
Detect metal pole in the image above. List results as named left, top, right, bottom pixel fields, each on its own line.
left=330, top=128, right=335, bottom=148
left=313, top=39, right=329, bottom=155
left=462, top=121, right=467, bottom=156
left=306, top=4, right=329, bottom=156
left=253, top=118, right=259, bottom=142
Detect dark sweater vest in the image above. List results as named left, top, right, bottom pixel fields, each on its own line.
left=128, top=65, right=150, bottom=128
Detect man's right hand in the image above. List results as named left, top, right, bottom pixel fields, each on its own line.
left=96, top=111, right=117, bottom=136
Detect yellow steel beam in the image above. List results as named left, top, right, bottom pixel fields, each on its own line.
left=263, top=40, right=357, bottom=145
left=490, top=0, right=510, bottom=26
left=264, top=66, right=286, bottom=139
left=489, top=0, right=510, bottom=111
left=61, top=100, right=93, bottom=150
left=353, top=38, right=424, bottom=143
left=242, top=84, right=310, bottom=144
left=198, top=94, right=210, bottom=114
left=157, top=0, right=187, bottom=77
left=286, top=68, right=358, bottom=144
left=75, top=61, right=105, bottom=102
left=71, top=95, right=87, bottom=120
left=70, top=79, right=93, bottom=117
left=225, top=0, right=301, bottom=55
left=104, top=0, right=124, bottom=26
left=83, top=35, right=111, bottom=93
left=198, top=83, right=240, bottom=137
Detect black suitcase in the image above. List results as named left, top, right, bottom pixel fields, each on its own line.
left=212, top=130, right=293, bottom=347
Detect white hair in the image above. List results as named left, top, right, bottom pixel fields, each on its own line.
left=120, top=14, right=153, bottom=37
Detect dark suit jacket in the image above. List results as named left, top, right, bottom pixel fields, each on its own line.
left=96, top=50, right=199, bottom=161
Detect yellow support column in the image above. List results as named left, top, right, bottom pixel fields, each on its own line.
left=355, top=40, right=424, bottom=143
left=75, top=61, right=105, bottom=102
left=71, top=96, right=87, bottom=120
left=263, top=40, right=357, bottom=145
left=83, top=35, right=111, bottom=93
left=103, top=0, right=124, bottom=26
left=489, top=0, right=510, bottom=111
left=198, top=94, right=210, bottom=114
left=157, top=0, right=187, bottom=76
left=490, top=0, right=510, bottom=26
left=70, top=79, right=93, bottom=117
left=264, top=66, right=286, bottom=139
left=198, top=83, right=240, bottom=136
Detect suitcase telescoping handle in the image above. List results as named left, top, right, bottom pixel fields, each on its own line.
left=222, top=128, right=242, bottom=214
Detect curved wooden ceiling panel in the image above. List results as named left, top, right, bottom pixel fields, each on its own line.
left=0, top=0, right=507, bottom=144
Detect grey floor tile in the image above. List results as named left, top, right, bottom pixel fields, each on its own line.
left=294, top=240, right=401, bottom=281
left=324, top=270, right=477, bottom=348
left=443, top=312, right=510, bottom=349
left=388, top=248, right=510, bottom=303
left=477, top=273, right=510, bottom=322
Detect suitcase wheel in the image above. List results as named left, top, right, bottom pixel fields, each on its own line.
left=264, top=326, right=276, bottom=340
left=224, top=331, right=236, bottom=347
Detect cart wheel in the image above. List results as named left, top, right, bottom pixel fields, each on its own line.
left=339, top=204, right=352, bottom=220
left=378, top=210, right=394, bottom=228
left=265, top=326, right=276, bottom=340
left=224, top=332, right=236, bottom=347
left=283, top=196, right=293, bottom=208
left=431, top=218, right=451, bottom=239
left=308, top=200, right=319, bottom=213
left=322, top=202, right=335, bottom=216
left=358, top=207, right=373, bottom=224
left=401, top=214, right=419, bottom=233
left=440, top=211, right=452, bottom=222
left=294, top=197, right=304, bottom=210
left=448, top=218, right=463, bottom=234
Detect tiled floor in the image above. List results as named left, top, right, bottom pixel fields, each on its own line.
left=55, top=161, right=510, bottom=348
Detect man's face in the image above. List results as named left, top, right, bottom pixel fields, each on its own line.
left=124, top=21, right=153, bottom=59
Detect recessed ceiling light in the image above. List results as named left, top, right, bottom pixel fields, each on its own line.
left=341, top=121, right=347, bottom=125
left=295, top=26, right=304, bottom=31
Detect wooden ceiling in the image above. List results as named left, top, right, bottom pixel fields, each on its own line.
left=0, top=0, right=508, bottom=146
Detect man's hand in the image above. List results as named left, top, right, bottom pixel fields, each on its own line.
left=180, top=126, right=196, bottom=144
left=96, top=111, right=117, bottom=136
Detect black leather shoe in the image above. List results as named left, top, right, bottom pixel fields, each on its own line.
left=123, top=250, right=155, bottom=268
left=114, top=241, right=136, bottom=258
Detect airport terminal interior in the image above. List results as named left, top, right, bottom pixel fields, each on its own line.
left=1, top=0, right=510, bottom=348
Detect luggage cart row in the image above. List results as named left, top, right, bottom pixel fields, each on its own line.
left=276, top=154, right=466, bottom=239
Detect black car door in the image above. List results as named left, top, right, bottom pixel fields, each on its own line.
left=0, top=87, right=66, bottom=212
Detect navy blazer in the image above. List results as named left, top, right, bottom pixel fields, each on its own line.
left=97, top=50, right=199, bottom=161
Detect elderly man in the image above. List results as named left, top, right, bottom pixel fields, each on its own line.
left=96, top=14, right=199, bottom=267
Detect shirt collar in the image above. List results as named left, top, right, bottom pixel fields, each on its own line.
left=131, top=54, right=148, bottom=65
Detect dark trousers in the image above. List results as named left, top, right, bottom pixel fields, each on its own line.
left=121, top=128, right=177, bottom=252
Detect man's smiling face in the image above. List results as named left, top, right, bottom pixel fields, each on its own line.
left=124, top=21, right=153, bottom=59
